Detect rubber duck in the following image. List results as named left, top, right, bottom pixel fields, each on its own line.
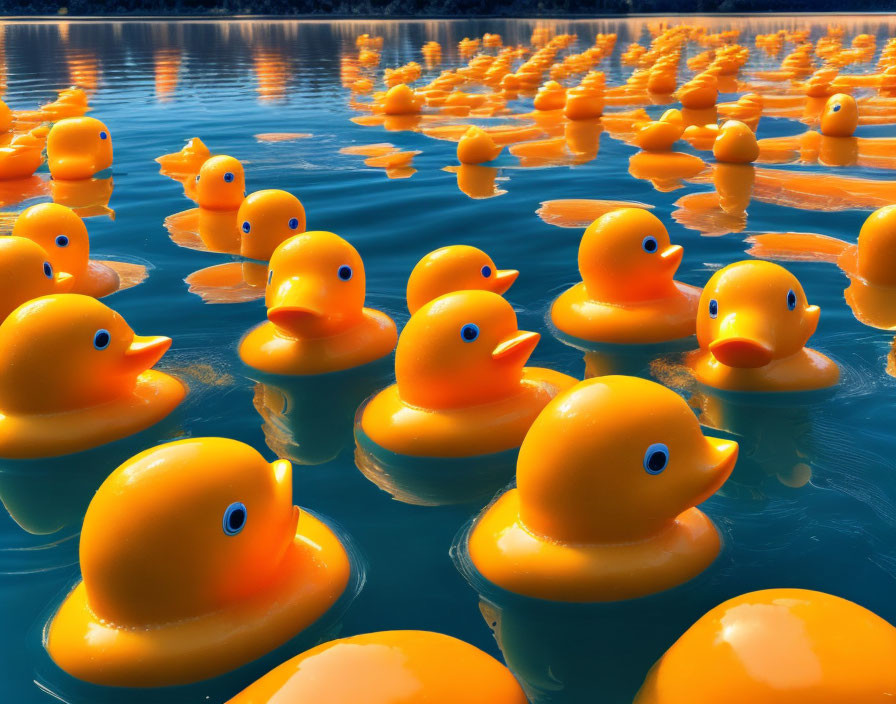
left=551, top=208, right=701, bottom=344
left=239, top=231, right=397, bottom=375
left=563, top=85, right=604, bottom=120
left=0, top=126, right=49, bottom=180
left=713, top=119, right=759, bottom=163
left=632, top=109, right=685, bottom=151
left=407, top=245, right=519, bottom=314
left=686, top=260, right=839, bottom=392
left=467, top=375, right=737, bottom=601
left=534, top=80, right=567, bottom=111
left=382, top=83, right=423, bottom=115
left=46, top=437, right=353, bottom=687
left=635, top=589, right=896, bottom=704
left=155, top=137, right=212, bottom=180
left=677, top=72, right=718, bottom=109
left=820, top=92, right=858, bottom=137
left=358, top=290, right=576, bottom=459
left=226, top=630, right=527, bottom=704
left=237, top=189, right=306, bottom=261
left=12, top=203, right=121, bottom=298
left=0, top=237, right=72, bottom=320
left=194, top=154, right=246, bottom=211
left=46, top=116, right=113, bottom=180
left=0, top=294, right=185, bottom=459
left=457, top=126, right=503, bottom=164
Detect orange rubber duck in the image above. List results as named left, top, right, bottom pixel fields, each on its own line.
left=0, top=237, right=72, bottom=320
left=631, top=109, right=685, bottom=151
left=677, top=72, right=718, bottom=109
left=237, top=189, right=306, bottom=261
left=635, top=589, right=896, bottom=704
left=239, top=231, right=397, bottom=375
left=406, top=245, right=518, bottom=314
left=686, top=260, right=839, bottom=392
left=0, top=294, right=185, bottom=459
left=468, top=375, right=737, bottom=602
left=193, top=154, right=246, bottom=211
left=358, top=290, right=576, bottom=459
left=820, top=92, right=858, bottom=137
left=457, top=126, right=503, bottom=165
left=155, top=137, right=212, bottom=181
left=382, top=83, right=423, bottom=115
left=47, top=437, right=353, bottom=687
left=551, top=208, right=701, bottom=344
left=46, top=116, right=113, bottom=180
left=713, top=119, right=759, bottom=163
left=0, top=126, right=49, bottom=180
left=226, top=631, right=527, bottom=704
left=12, top=203, right=123, bottom=297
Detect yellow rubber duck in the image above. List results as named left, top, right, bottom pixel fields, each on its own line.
left=0, top=294, right=185, bottom=459
left=635, top=589, right=896, bottom=704
left=237, top=189, right=306, bottom=261
left=468, top=375, right=737, bottom=601
left=820, top=92, right=858, bottom=137
left=687, top=260, right=839, bottom=392
left=407, top=245, right=518, bottom=313
left=47, top=437, right=353, bottom=687
left=239, top=231, right=397, bottom=375
left=46, top=116, right=113, bottom=180
left=551, top=208, right=701, bottom=344
left=0, top=237, right=72, bottom=321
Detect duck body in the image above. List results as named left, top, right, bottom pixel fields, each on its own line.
left=0, top=126, right=49, bottom=180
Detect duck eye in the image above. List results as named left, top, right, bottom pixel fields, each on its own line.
left=224, top=172, right=235, bottom=183
left=267, top=269, right=273, bottom=285
left=93, top=329, right=110, bottom=350
left=288, top=217, right=299, bottom=230
left=99, top=131, right=108, bottom=140
left=708, top=299, right=718, bottom=318
left=55, top=235, right=69, bottom=247
left=832, top=104, right=841, bottom=112
left=43, top=261, right=53, bottom=278
left=481, top=265, right=492, bottom=278
left=787, top=289, right=797, bottom=310
left=195, top=175, right=200, bottom=182
left=222, top=502, right=247, bottom=536
left=242, top=221, right=251, bottom=234
left=642, top=236, right=658, bottom=253
left=643, top=443, right=669, bottom=474
left=460, top=323, right=480, bottom=342
left=338, top=265, right=353, bottom=281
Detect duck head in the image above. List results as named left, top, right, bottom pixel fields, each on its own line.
left=395, top=290, right=539, bottom=410
left=712, top=120, right=759, bottom=164
left=46, top=116, right=113, bottom=180
left=265, top=231, right=366, bottom=339
left=0, top=294, right=171, bottom=414
left=12, top=202, right=90, bottom=279
left=406, top=245, right=518, bottom=314
left=698, top=260, right=820, bottom=368
left=238, top=189, right=306, bottom=261
left=579, top=208, right=684, bottom=303
left=857, top=205, right=896, bottom=286
left=78, top=438, right=298, bottom=627
left=0, top=237, right=72, bottom=320
left=195, top=155, right=246, bottom=211
left=516, top=376, right=737, bottom=544
left=820, top=93, right=858, bottom=137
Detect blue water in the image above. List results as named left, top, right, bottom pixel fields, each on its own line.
left=2, top=16, right=896, bottom=703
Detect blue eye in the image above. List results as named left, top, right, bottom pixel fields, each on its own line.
left=787, top=289, right=797, bottom=310
left=268, top=269, right=273, bottom=285
left=99, top=131, right=108, bottom=140
left=338, top=265, right=353, bottom=281
left=708, top=299, right=718, bottom=318
left=832, top=104, right=841, bottom=112
left=481, top=265, right=492, bottom=278
left=43, top=261, right=53, bottom=279
left=55, top=235, right=69, bottom=247
left=195, top=175, right=200, bottom=182
left=242, top=221, right=251, bottom=234
left=642, top=236, right=658, bottom=253
left=288, top=217, right=299, bottom=230
left=461, top=323, right=479, bottom=342
left=224, top=172, right=235, bottom=183
left=93, top=329, right=110, bottom=350
left=222, top=502, right=247, bottom=536
left=643, top=443, right=669, bottom=474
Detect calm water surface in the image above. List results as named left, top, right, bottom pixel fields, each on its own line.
left=1, top=16, right=896, bottom=703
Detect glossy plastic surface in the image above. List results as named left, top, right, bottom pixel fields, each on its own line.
left=46, top=117, right=113, bottom=180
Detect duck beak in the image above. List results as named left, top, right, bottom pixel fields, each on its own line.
left=709, top=336, right=774, bottom=368
left=267, top=304, right=324, bottom=329
left=660, top=244, right=683, bottom=269
left=267, top=277, right=325, bottom=331
left=493, top=269, right=519, bottom=295
left=125, top=335, right=172, bottom=371
left=695, top=436, right=739, bottom=502
left=55, top=271, right=74, bottom=291
left=492, top=330, right=540, bottom=363
left=804, top=305, right=820, bottom=336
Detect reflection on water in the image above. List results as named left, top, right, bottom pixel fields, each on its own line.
left=2, top=15, right=896, bottom=704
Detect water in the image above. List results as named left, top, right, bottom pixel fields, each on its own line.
left=1, top=15, right=896, bottom=703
